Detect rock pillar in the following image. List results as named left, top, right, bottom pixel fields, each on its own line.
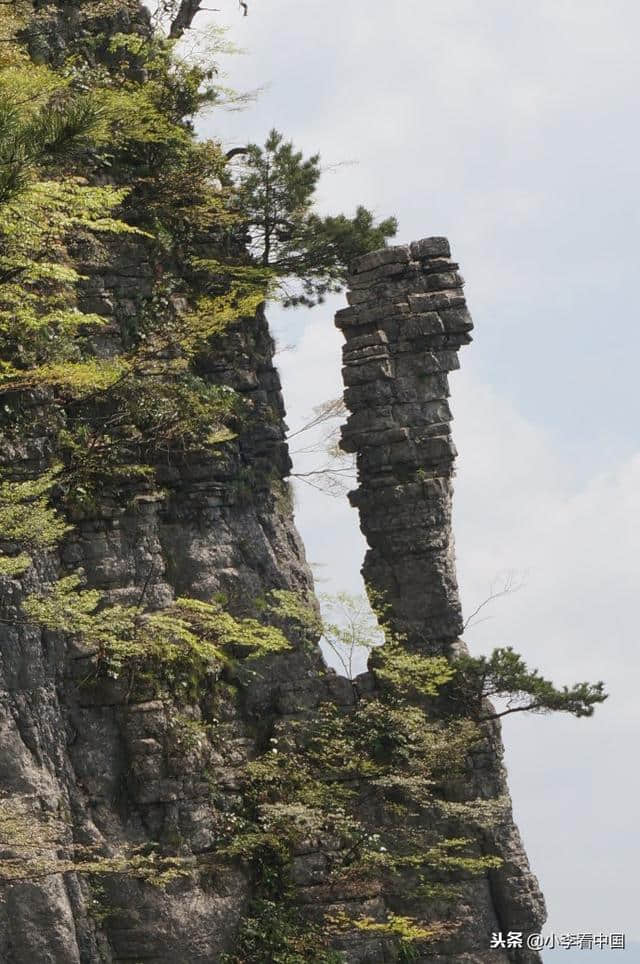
left=336, top=238, right=547, bottom=961
left=336, top=237, right=471, bottom=650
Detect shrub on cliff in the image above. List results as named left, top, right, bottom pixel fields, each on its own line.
left=234, top=129, right=398, bottom=306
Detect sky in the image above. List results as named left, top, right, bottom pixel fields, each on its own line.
left=192, top=0, right=640, bottom=953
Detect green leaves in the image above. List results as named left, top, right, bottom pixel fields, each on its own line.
left=451, top=645, right=608, bottom=720
left=0, top=176, right=137, bottom=373
left=234, top=129, right=398, bottom=306
left=0, top=468, right=71, bottom=552
left=174, top=597, right=291, bottom=660
left=375, top=642, right=455, bottom=699
left=22, top=574, right=104, bottom=637
left=26, top=96, right=102, bottom=164
left=317, top=593, right=607, bottom=722
left=23, top=576, right=290, bottom=698
left=0, top=54, right=101, bottom=206
left=223, top=898, right=344, bottom=964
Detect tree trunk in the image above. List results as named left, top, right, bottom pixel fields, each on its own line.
left=169, top=0, right=203, bottom=38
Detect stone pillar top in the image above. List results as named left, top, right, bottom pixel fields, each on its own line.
left=348, top=236, right=451, bottom=277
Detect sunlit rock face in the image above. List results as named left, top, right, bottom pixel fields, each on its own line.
left=0, top=235, right=322, bottom=962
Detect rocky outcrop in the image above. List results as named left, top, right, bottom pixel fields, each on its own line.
left=0, top=220, right=547, bottom=964
left=337, top=238, right=546, bottom=960
left=0, top=227, right=325, bottom=963
left=0, top=4, right=547, bottom=959
left=337, top=238, right=470, bottom=651
left=0, top=221, right=546, bottom=963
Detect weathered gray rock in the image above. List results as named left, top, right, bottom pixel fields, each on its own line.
left=0, top=6, right=549, bottom=957
left=410, top=237, right=451, bottom=260
left=350, top=245, right=411, bottom=275
left=336, top=237, right=546, bottom=961
left=0, top=217, right=328, bottom=960
left=0, top=227, right=547, bottom=964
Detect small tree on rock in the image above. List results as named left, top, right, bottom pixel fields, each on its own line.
left=234, top=129, right=398, bottom=306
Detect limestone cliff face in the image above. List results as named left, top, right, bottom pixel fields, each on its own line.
left=0, top=4, right=545, bottom=960
left=0, top=227, right=326, bottom=963
left=337, top=239, right=546, bottom=961
left=0, top=221, right=547, bottom=963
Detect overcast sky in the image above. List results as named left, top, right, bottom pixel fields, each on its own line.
left=195, top=0, right=640, bottom=953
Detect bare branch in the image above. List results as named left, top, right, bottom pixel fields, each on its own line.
left=273, top=341, right=296, bottom=356
left=287, top=397, right=346, bottom=441
left=463, top=570, right=526, bottom=631
left=480, top=701, right=543, bottom=722
left=292, top=468, right=354, bottom=479
left=291, top=469, right=353, bottom=498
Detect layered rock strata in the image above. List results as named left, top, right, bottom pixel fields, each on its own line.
left=337, top=237, right=469, bottom=650
left=0, top=3, right=548, bottom=956
left=0, top=229, right=326, bottom=963
left=0, top=217, right=548, bottom=961
left=336, top=238, right=547, bottom=960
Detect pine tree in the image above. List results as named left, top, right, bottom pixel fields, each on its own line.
left=235, top=129, right=398, bottom=306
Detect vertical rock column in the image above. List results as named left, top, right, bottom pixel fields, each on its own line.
left=336, top=238, right=547, bottom=959
left=336, top=237, right=472, bottom=650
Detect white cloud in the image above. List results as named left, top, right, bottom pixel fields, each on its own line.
left=454, top=368, right=640, bottom=699
left=450, top=370, right=640, bottom=936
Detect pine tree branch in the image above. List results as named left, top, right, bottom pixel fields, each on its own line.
left=479, top=701, right=543, bottom=721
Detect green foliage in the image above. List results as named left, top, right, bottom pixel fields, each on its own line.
left=0, top=48, right=100, bottom=206
left=266, top=588, right=322, bottom=634
left=218, top=829, right=292, bottom=898
left=0, top=46, right=143, bottom=375
left=22, top=575, right=290, bottom=698
left=56, top=368, right=241, bottom=499
left=177, top=286, right=269, bottom=353
left=225, top=591, right=607, bottom=955
left=24, top=357, right=131, bottom=394
left=73, top=24, right=244, bottom=245
left=374, top=641, right=455, bottom=699
left=0, top=551, right=31, bottom=577
left=174, top=596, right=291, bottom=660
left=235, top=129, right=397, bottom=306
left=332, top=909, right=439, bottom=944
left=0, top=792, right=193, bottom=885
left=264, top=588, right=322, bottom=651
left=22, top=574, right=103, bottom=636
left=223, top=899, right=344, bottom=964
left=219, top=650, right=490, bottom=954
left=1, top=7, right=606, bottom=960
left=318, top=590, right=382, bottom=679
left=451, top=645, right=608, bottom=720
left=0, top=176, right=138, bottom=375
left=226, top=689, right=486, bottom=957
left=0, top=468, right=70, bottom=550
left=167, top=712, right=213, bottom=754
left=0, top=10, right=261, bottom=500
left=320, top=593, right=606, bottom=721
